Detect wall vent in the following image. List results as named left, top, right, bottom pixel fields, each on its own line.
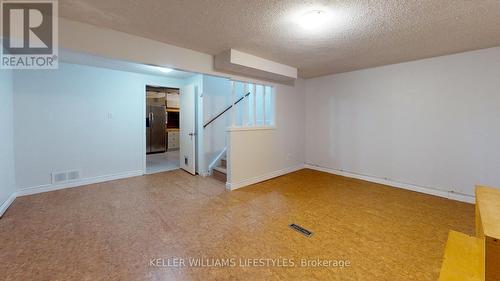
left=289, top=224, right=313, bottom=237
left=52, top=172, right=67, bottom=183
left=67, top=170, right=80, bottom=181
left=52, top=170, right=81, bottom=184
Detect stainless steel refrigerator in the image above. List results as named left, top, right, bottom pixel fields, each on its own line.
left=146, top=93, right=166, bottom=154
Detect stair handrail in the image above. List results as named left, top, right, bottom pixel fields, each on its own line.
left=203, top=92, right=251, bottom=128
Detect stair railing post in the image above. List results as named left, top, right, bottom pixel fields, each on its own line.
left=243, top=83, right=248, bottom=127
left=253, top=83, right=257, bottom=127
left=263, top=85, right=267, bottom=126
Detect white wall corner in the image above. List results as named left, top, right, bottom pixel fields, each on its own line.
left=0, top=192, right=17, bottom=218
left=226, top=164, right=305, bottom=191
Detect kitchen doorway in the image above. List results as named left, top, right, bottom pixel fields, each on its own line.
left=145, top=86, right=181, bottom=174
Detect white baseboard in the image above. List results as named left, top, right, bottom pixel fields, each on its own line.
left=304, top=164, right=475, bottom=204
left=226, top=164, right=305, bottom=190
left=17, top=170, right=144, bottom=197
left=0, top=192, right=17, bottom=218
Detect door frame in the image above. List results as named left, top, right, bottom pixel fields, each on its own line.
left=179, top=84, right=197, bottom=175
left=142, top=85, right=183, bottom=175
left=142, top=86, right=147, bottom=175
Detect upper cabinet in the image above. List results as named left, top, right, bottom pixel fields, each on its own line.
left=166, top=93, right=180, bottom=109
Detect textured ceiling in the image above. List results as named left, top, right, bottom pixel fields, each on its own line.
left=60, top=0, right=500, bottom=78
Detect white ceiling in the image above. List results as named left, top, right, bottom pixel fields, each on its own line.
left=60, top=0, right=500, bottom=78
left=60, top=49, right=195, bottom=79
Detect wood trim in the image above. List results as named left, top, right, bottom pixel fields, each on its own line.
left=486, top=236, right=500, bottom=281
left=475, top=185, right=500, bottom=281
left=476, top=193, right=484, bottom=238
left=146, top=86, right=179, bottom=92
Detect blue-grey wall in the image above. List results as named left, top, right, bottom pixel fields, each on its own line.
left=13, top=63, right=185, bottom=190
left=0, top=69, right=16, bottom=214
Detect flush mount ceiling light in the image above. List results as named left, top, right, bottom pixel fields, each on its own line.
left=157, top=67, right=173, bottom=73
left=297, top=10, right=328, bottom=30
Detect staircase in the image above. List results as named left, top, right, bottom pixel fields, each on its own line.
left=203, top=87, right=250, bottom=183
left=212, top=156, right=227, bottom=183
left=204, top=86, right=251, bottom=185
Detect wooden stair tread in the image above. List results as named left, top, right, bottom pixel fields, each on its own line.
left=476, top=185, right=500, bottom=239
left=213, top=166, right=227, bottom=174
left=438, top=230, right=484, bottom=281
left=212, top=166, right=227, bottom=183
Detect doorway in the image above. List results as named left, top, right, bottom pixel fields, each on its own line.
left=145, top=86, right=181, bottom=174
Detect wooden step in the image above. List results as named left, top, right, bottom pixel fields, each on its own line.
left=475, top=185, right=500, bottom=281
left=221, top=157, right=227, bottom=168
left=212, top=166, right=227, bottom=183
left=439, top=230, right=484, bottom=281
left=213, top=166, right=226, bottom=174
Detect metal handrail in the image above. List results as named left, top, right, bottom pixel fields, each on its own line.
left=203, top=92, right=251, bottom=128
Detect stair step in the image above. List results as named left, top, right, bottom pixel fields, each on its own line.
left=212, top=167, right=227, bottom=183
left=221, top=158, right=227, bottom=168
left=438, top=230, right=484, bottom=281
left=213, top=166, right=227, bottom=174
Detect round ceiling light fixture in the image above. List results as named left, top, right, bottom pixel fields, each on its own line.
left=297, top=10, right=328, bottom=30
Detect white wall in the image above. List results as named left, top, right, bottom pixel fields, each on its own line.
left=0, top=69, right=16, bottom=215
left=305, top=47, right=500, bottom=199
left=13, top=62, right=185, bottom=191
left=228, top=80, right=306, bottom=189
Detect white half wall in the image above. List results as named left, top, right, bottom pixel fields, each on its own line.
left=227, top=80, right=306, bottom=189
left=305, top=47, right=500, bottom=199
left=0, top=69, right=16, bottom=216
left=13, top=62, right=185, bottom=192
